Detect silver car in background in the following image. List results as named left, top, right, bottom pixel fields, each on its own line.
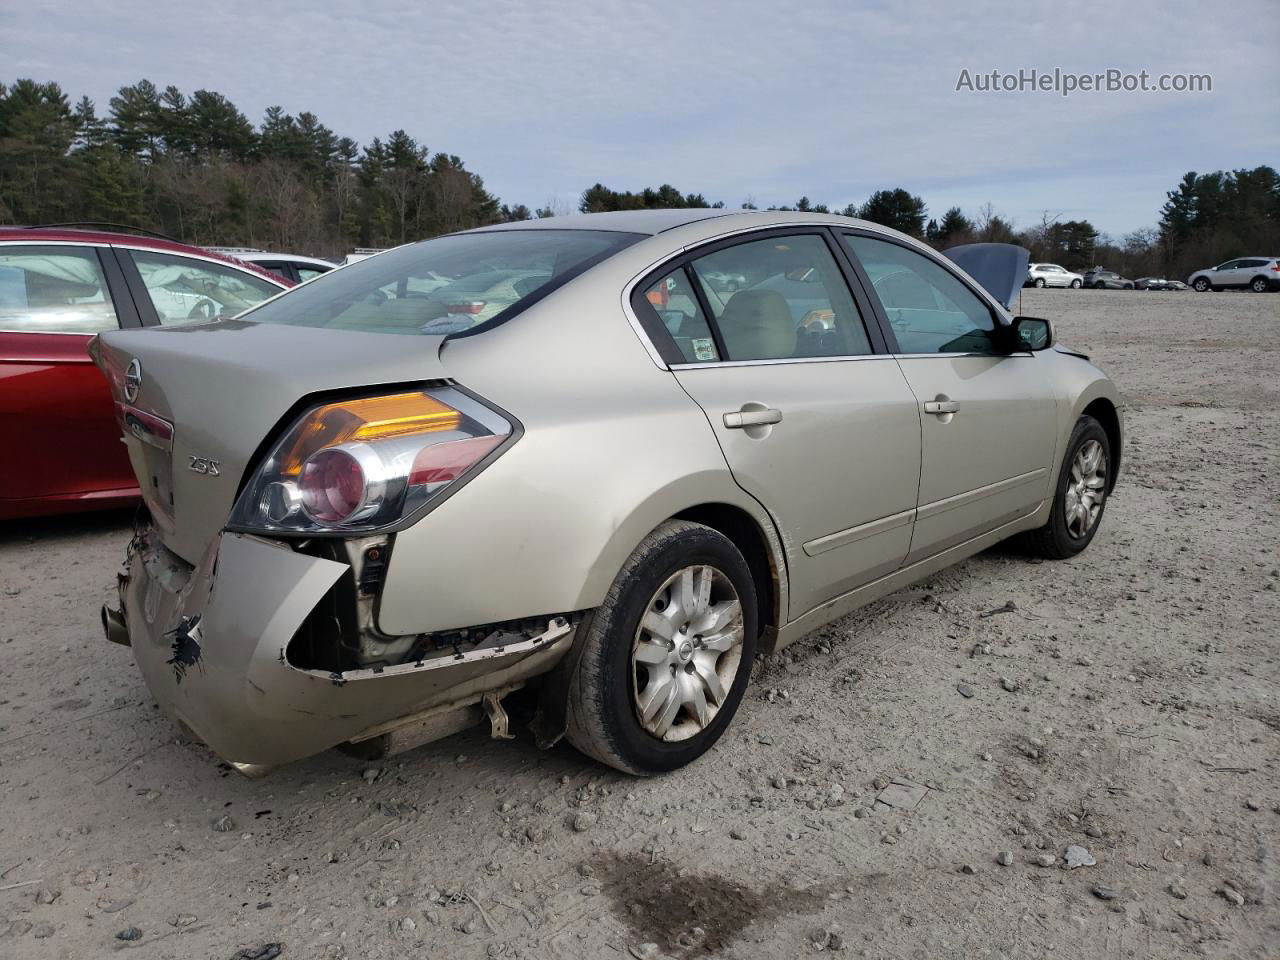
left=1187, top=257, right=1280, bottom=292
left=94, top=210, right=1122, bottom=776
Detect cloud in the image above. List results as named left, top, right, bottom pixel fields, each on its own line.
left=2, top=0, right=1275, bottom=233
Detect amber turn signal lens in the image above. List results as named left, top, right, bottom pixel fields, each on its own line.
left=279, top=392, right=462, bottom=476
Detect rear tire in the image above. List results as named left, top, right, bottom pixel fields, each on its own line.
left=1023, top=416, right=1112, bottom=560
left=1123, top=282, right=1134, bottom=290
left=564, top=520, right=758, bottom=775
left=1251, top=277, right=1270, bottom=293
left=1094, top=281, right=1107, bottom=289
left=1034, top=278, right=1046, bottom=288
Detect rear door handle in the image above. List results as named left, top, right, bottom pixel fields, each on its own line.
left=923, top=400, right=960, bottom=415
left=723, top=408, right=783, bottom=429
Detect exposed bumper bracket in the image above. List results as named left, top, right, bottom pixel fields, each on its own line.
left=482, top=692, right=515, bottom=740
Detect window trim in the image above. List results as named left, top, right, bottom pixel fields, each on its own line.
left=0, top=242, right=139, bottom=336
left=628, top=226, right=887, bottom=367
left=833, top=228, right=1012, bottom=357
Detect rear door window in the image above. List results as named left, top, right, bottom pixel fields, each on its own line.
left=128, top=250, right=282, bottom=325
left=0, top=246, right=120, bottom=334
left=640, top=268, right=720, bottom=362
left=687, top=234, right=873, bottom=361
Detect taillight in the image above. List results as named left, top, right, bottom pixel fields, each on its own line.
left=298, top=448, right=369, bottom=523
left=229, top=386, right=514, bottom=534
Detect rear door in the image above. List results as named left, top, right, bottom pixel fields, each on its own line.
left=0, top=244, right=140, bottom=505
left=839, top=231, right=1059, bottom=563
left=635, top=229, right=923, bottom=619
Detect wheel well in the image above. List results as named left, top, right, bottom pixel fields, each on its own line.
left=1082, top=399, right=1122, bottom=491
left=673, top=503, right=780, bottom=638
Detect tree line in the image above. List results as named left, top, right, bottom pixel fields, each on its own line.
left=0, top=78, right=503, bottom=253
left=2, top=77, right=1275, bottom=277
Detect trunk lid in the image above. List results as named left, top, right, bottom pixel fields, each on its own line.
left=92, top=319, right=449, bottom=562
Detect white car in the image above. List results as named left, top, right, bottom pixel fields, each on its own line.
left=1026, top=263, right=1083, bottom=288
left=1187, top=257, right=1280, bottom=293
left=233, top=252, right=338, bottom=285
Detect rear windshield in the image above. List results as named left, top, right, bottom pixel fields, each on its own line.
left=240, top=229, right=641, bottom=336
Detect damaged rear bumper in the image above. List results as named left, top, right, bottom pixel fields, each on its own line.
left=105, top=527, right=574, bottom=768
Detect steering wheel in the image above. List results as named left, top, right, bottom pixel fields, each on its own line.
left=187, top=298, right=219, bottom=321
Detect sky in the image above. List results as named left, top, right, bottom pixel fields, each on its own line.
left=3, top=0, right=1276, bottom=237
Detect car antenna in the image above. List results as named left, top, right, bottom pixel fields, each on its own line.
left=25, top=221, right=181, bottom=243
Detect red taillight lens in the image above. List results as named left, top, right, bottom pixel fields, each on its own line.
left=298, top=448, right=366, bottom=523
left=409, top=435, right=503, bottom=487
left=446, top=301, right=487, bottom=315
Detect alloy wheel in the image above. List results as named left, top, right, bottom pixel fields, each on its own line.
left=1064, top=439, right=1107, bottom=538
left=631, top=564, right=744, bottom=742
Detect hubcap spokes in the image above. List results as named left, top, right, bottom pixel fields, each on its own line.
left=632, top=565, right=744, bottom=742
left=1064, top=439, right=1107, bottom=538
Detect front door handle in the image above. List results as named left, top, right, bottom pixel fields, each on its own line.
left=923, top=399, right=960, bottom=416
left=723, top=407, right=783, bottom=429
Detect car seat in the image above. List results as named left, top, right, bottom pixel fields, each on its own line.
left=718, top=289, right=795, bottom=360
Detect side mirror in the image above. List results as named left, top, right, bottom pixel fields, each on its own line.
left=1008, top=315, right=1054, bottom=351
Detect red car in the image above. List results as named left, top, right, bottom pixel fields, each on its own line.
left=0, top=227, right=292, bottom=520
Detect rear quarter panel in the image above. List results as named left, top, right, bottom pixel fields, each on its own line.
left=375, top=247, right=782, bottom=636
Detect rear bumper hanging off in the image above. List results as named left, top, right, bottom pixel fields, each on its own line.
left=106, top=526, right=575, bottom=768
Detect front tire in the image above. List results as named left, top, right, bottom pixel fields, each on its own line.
left=1192, top=277, right=1210, bottom=291
left=1070, top=279, right=1082, bottom=289
left=1024, top=416, right=1111, bottom=560
left=564, top=520, right=758, bottom=775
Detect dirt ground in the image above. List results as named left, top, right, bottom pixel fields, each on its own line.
left=1, top=288, right=1277, bottom=960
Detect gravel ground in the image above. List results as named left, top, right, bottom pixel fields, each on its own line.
left=1, top=288, right=1277, bottom=960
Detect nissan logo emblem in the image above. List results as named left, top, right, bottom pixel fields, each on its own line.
left=124, top=359, right=142, bottom=403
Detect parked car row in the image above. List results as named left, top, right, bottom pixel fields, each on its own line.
left=1026, top=257, right=1279, bottom=293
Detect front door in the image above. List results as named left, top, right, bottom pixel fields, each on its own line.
left=635, top=231, right=923, bottom=619
left=840, top=232, right=1059, bottom=563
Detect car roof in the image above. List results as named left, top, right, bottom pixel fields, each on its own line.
left=238, top=252, right=336, bottom=269
left=464, top=208, right=938, bottom=244
left=469, top=208, right=742, bottom=235
left=0, top=226, right=292, bottom=286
